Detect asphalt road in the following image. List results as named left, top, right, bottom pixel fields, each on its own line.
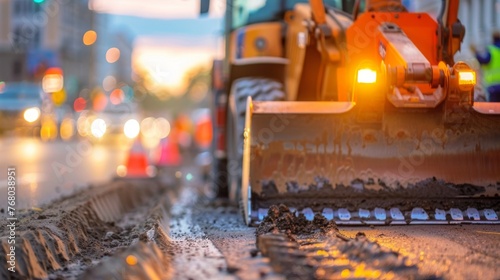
left=185, top=202, right=500, bottom=279
left=341, top=225, right=500, bottom=279
left=0, top=140, right=498, bottom=279
left=0, top=136, right=129, bottom=210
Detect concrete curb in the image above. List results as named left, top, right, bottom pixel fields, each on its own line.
left=0, top=179, right=164, bottom=280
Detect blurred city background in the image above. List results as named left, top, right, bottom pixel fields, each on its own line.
left=0, top=0, right=499, bottom=209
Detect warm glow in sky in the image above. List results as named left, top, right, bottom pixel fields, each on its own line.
left=91, top=0, right=223, bottom=97
left=133, top=37, right=214, bottom=95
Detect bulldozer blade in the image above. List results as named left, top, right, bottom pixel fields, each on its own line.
left=241, top=99, right=500, bottom=225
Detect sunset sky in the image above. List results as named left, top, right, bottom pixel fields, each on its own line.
left=91, top=0, right=224, bottom=94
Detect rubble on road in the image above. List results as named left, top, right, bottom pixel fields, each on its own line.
left=0, top=178, right=166, bottom=280
left=255, top=204, right=434, bottom=280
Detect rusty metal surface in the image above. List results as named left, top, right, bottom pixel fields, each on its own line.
left=245, top=101, right=500, bottom=213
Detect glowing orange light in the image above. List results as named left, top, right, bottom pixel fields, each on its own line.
left=194, top=116, right=213, bottom=149
left=93, top=93, right=107, bottom=112
left=357, top=68, right=377, bottom=84
left=110, top=89, right=124, bottom=105
left=83, top=30, right=97, bottom=46
left=106, top=47, right=120, bottom=63
left=458, top=71, right=476, bottom=85
left=126, top=255, right=137, bottom=266
left=73, top=97, right=87, bottom=112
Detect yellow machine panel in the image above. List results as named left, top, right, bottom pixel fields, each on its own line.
left=230, top=22, right=283, bottom=64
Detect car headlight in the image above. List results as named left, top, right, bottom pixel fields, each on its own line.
left=124, top=119, right=140, bottom=139
left=91, top=118, right=107, bottom=138
left=24, top=107, right=40, bottom=123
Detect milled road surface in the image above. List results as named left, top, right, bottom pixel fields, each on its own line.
left=342, top=225, right=500, bottom=279
left=170, top=183, right=500, bottom=279
left=1, top=171, right=499, bottom=279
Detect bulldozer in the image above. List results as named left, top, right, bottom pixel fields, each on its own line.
left=204, top=0, right=500, bottom=225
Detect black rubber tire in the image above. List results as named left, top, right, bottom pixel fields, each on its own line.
left=227, top=78, right=285, bottom=206
left=212, top=157, right=229, bottom=198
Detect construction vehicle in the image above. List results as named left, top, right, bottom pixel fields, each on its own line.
left=203, top=0, right=500, bottom=225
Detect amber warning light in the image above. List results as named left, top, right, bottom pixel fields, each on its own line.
left=457, top=70, right=476, bottom=91
left=357, top=68, right=377, bottom=84
left=458, top=71, right=476, bottom=85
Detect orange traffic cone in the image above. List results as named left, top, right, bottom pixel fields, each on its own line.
left=156, top=137, right=181, bottom=167
left=117, top=139, right=156, bottom=178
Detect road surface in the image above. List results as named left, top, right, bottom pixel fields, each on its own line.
left=0, top=136, right=129, bottom=210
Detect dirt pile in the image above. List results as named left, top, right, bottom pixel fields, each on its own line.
left=0, top=179, right=166, bottom=280
left=256, top=204, right=337, bottom=237
left=81, top=192, right=173, bottom=279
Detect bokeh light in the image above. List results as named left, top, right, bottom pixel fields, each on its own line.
left=123, top=119, right=140, bottom=139
left=110, top=88, right=124, bottom=105
left=140, top=117, right=156, bottom=138
left=73, top=97, right=87, bottom=112
left=77, top=112, right=91, bottom=137
left=126, top=255, right=137, bottom=266
left=106, top=47, right=120, bottom=63
left=40, top=117, right=58, bottom=141
left=121, top=85, right=134, bottom=101
left=140, top=117, right=171, bottom=140
left=93, top=92, right=107, bottom=112
left=60, top=118, right=75, bottom=141
left=82, top=30, right=97, bottom=45
left=154, top=117, right=171, bottom=139
left=102, top=75, right=116, bottom=92
left=91, top=118, right=106, bottom=138
left=24, top=107, right=40, bottom=123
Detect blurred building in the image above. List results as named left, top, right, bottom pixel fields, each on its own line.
left=95, top=29, right=134, bottom=90
left=0, top=0, right=135, bottom=107
left=0, top=0, right=98, bottom=102
left=0, top=0, right=45, bottom=81
left=404, top=0, right=500, bottom=58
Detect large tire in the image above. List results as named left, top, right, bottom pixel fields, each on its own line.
left=227, top=78, right=285, bottom=205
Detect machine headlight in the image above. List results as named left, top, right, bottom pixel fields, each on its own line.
left=24, top=107, right=40, bottom=123
left=91, top=118, right=107, bottom=138
left=124, top=119, right=140, bottom=139
left=357, top=68, right=377, bottom=84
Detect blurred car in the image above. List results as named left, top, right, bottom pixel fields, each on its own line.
left=0, top=82, right=53, bottom=136
left=84, top=101, right=142, bottom=143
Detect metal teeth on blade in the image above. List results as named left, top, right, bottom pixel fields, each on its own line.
left=253, top=207, right=500, bottom=225
left=374, top=208, right=387, bottom=221
left=435, top=209, right=447, bottom=221
left=410, top=208, right=431, bottom=225
left=449, top=208, right=464, bottom=221
left=483, top=209, right=498, bottom=221
left=411, top=208, right=429, bottom=220
left=466, top=208, right=480, bottom=221
left=358, top=208, right=370, bottom=219
left=302, top=208, right=314, bottom=221
left=390, top=208, right=405, bottom=220
left=322, top=208, right=334, bottom=220
left=337, top=208, right=351, bottom=221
